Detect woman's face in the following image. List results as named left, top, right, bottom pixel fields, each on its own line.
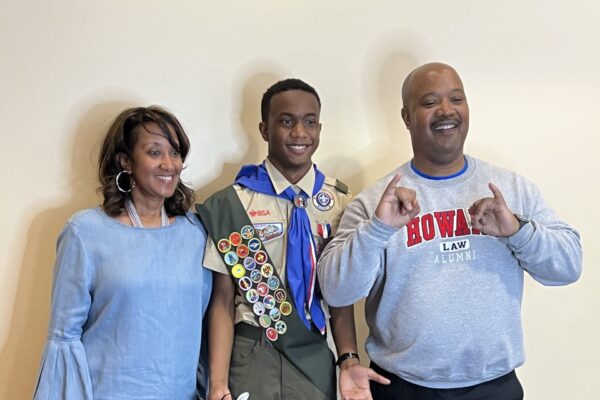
left=125, top=122, right=183, bottom=205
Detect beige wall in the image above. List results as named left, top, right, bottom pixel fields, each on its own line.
left=1, top=1, right=598, bottom=398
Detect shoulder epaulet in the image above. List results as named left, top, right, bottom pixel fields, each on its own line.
left=324, top=176, right=349, bottom=194
left=335, top=179, right=349, bottom=194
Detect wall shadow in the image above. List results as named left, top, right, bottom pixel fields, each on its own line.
left=0, top=98, right=139, bottom=398
left=194, top=65, right=287, bottom=202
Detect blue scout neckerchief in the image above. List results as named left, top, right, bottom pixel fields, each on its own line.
left=235, top=162, right=327, bottom=333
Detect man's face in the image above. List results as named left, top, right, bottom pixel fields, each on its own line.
left=260, top=89, right=321, bottom=182
left=401, top=65, right=469, bottom=170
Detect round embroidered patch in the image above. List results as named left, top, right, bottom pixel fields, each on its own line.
left=217, top=239, right=231, bottom=253
left=231, top=264, right=246, bottom=279
left=229, top=232, right=243, bottom=246
left=313, top=189, right=335, bottom=211
left=241, top=225, right=255, bottom=240
left=246, top=289, right=259, bottom=303
left=279, top=301, right=292, bottom=316
left=266, top=327, right=278, bottom=341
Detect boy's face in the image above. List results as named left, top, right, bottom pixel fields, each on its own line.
left=260, top=89, right=321, bottom=182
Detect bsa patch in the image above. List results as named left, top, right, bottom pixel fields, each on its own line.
left=253, top=222, right=284, bottom=243
left=313, top=189, right=334, bottom=211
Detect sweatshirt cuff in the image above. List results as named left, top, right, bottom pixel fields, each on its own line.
left=506, top=219, right=535, bottom=250
left=364, top=215, right=400, bottom=246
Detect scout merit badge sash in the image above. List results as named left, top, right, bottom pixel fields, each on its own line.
left=196, top=190, right=336, bottom=399
left=235, top=162, right=327, bottom=333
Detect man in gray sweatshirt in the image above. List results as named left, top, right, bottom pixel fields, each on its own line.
left=317, top=62, right=582, bottom=400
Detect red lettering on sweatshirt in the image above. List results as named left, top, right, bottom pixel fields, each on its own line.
left=406, top=208, right=481, bottom=247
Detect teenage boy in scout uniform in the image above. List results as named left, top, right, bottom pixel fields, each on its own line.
left=197, top=79, right=389, bottom=400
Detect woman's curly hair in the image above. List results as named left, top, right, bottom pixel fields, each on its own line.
left=98, top=106, right=195, bottom=217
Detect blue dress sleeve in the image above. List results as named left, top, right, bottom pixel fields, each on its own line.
left=34, top=222, right=94, bottom=400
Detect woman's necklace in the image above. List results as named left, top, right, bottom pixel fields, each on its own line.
left=125, top=199, right=169, bottom=228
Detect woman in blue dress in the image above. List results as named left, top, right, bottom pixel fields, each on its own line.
left=34, top=106, right=212, bottom=399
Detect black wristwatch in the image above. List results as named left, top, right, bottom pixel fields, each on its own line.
left=514, top=214, right=529, bottom=231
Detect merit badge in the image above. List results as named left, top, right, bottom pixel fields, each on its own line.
left=253, top=302, right=266, bottom=316
left=267, top=276, right=280, bottom=290
left=269, top=307, right=281, bottom=322
left=313, top=189, right=335, bottom=211
left=231, top=264, right=246, bottom=279
left=248, top=238, right=261, bottom=252
left=250, top=269, right=262, bottom=283
left=279, top=301, right=292, bottom=316
left=256, top=282, right=269, bottom=297
left=263, top=295, right=276, bottom=309
left=317, top=223, right=332, bottom=240
left=238, top=277, right=252, bottom=291
left=259, top=314, right=272, bottom=328
left=217, top=239, right=231, bottom=253
left=243, top=257, right=256, bottom=271
left=274, top=289, right=287, bottom=303
left=224, top=251, right=239, bottom=266
left=253, top=222, right=284, bottom=243
left=246, top=289, right=259, bottom=303
left=236, top=244, right=250, bottom=258
left=266, top=327, right=278, bottom=341
left=254, top=250, right=268, bottom=265
left=261, top=263, right=274, bottom=278
left=275, top=320, right=287, bottom=335
left=293, top=194, right=308, bottom=208
left=241, top=225, right=255, bottom=239
left=229, top=232, right=243, bottom=247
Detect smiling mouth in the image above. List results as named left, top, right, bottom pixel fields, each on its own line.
left=156, top=175, right=175, bottom=182
left=287, top=144, right=310, bottom=152
left=432, top=120, right=459, bottom=132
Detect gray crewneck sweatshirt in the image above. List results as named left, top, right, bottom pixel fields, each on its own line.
left=317, top=155, right=582, bottom=389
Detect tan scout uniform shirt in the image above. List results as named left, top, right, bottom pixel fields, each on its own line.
left=204, top=159, right=352, bottom=326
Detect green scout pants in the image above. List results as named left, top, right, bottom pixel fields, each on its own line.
left=229, top=323, right=333, bottom=400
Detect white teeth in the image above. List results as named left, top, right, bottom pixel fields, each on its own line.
left=288, top=145, right=307, bottom=150
left=435, top=124, right=456, bottom=131
left=156, top=176, right=173, bottom=182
